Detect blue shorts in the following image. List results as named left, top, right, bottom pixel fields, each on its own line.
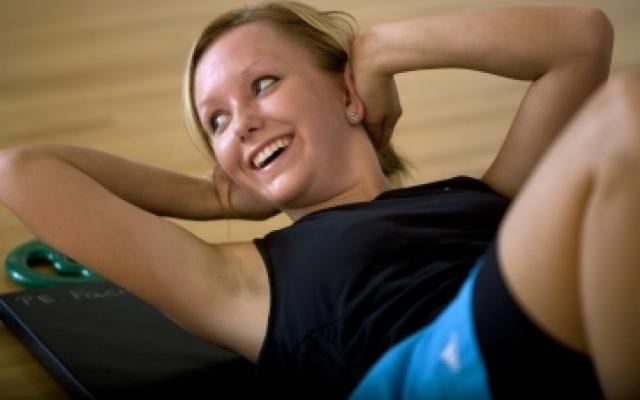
left=349, top=243, right=603, bottom=399
left=349, top=260, right=489, bottom=400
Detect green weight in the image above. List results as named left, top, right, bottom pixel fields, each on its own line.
left=5, top=240, right=104, bottom=288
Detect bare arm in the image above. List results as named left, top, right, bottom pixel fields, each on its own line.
left=0, top=146, right=269, bottom=360
left=355, top=6, right=613, bottom=197
left=6, top=144, right=227, bottom=221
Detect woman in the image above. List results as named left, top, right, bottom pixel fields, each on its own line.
left=0, top=1, right=636, bottom=398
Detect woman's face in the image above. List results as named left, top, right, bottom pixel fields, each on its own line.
left=194, top=22, right=361, bottom=211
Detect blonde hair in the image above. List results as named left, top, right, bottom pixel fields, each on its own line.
left=182, top=1, right=407, bottom=182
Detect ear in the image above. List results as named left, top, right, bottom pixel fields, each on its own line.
left=342, top=62, right=364, bottom=122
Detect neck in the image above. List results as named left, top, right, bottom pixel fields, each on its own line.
left=284, top=131, right=391, bottom=221
left=284, top=177, right=390, bottom=221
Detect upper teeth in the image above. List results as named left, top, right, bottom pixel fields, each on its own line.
left=253, top=137, right=291, bottom=168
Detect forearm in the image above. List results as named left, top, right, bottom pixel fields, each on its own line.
left=355, top=6, right=613, bottom=197
left=361, top=6, right=612, bottom=80
left=0, top=145, right=223, bottom=220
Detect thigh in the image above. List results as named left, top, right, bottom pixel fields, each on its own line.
left=496, top=83, right=614, bottom=353
left=473, top=243, right=603, bottom=398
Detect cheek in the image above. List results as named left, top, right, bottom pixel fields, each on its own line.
left=305, top=99, right=350, bottom=145
left=211, top=136, right=257, bottom=192
left=304, top=85, right=349, bottom=133
left=283, top=93, right=346, bottom=144
left=211, top=136, right=237, bottom=175
left=267, top=75, right=344, bottom=121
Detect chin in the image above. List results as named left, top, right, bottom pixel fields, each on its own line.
left=262, top=185, right=305, bottom=210
left=259, top=172, right=315, bottom=210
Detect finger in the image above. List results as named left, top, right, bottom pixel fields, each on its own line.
left=212, top=166, right=231, bottom=211
left=199, top=169, right=213, bottom=180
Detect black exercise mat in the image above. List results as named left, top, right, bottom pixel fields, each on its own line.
left=0, top=281, right=260, bottom=399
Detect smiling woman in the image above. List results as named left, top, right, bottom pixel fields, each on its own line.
left=1, top=1, right=639, bottom=399
left=191, top=20, right=390, bottom=218
left=182, top=2, right=407, bottom=214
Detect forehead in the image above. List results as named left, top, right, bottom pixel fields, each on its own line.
left=194, top=22, right=317, bottom=104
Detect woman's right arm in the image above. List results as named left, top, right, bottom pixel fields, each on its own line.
left=0, top=146, right=270, bottom=361
left=0, top=144, right=268, bottom=221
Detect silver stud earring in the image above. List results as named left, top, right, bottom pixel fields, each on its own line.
left=346, top=109, right=360, bottom=124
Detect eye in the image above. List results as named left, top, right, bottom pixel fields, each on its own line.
left=208, top=112, right=229, bottom=134
left=252, top=76, right=278, bottom=95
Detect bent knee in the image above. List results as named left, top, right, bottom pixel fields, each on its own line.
left=601, top=69, right=640, bottom=126
left=582, top=70, right=640, bottom=171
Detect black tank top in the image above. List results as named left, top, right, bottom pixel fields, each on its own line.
left=253, top=176, right=509, bottom=398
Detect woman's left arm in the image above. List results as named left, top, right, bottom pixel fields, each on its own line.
left=354, top=7, right=613, bottom=198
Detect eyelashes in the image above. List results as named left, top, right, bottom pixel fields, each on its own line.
left=207, top=75, right=279, bottom=135
left=252, top=75, right=278, bottom=95
left=209, top=113, right=228, bottom=133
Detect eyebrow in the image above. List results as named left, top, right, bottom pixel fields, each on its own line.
left=196, top=60, right=261, bottom=109
left=197, top=94, right=221, bottom=110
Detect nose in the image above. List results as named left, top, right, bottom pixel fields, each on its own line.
left=232, top=105, right=264, bottom=143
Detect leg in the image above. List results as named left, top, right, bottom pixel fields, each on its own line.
left=497, top=69, right=640, bottom=398
left=581, top=81, right=640, bottom=397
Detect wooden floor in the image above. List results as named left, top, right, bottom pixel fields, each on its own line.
left=0, top=0, right=638, bottom=398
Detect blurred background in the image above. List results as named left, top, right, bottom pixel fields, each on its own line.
left=0, top=0, right=638, bottom=397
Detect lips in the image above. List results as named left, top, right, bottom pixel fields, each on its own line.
left=250, top=135, right=293, bottom=170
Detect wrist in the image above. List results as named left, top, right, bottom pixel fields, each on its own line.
left=196, top=177, right=229, bottom=220
left=353, top=25, right=390, bottom=77
left=361, top=22, right=425, bottom=76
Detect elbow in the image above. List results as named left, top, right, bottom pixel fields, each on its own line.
left=0, top=146, right=39, bottom=172
left=545, top=7, right=614, bottom=84
left=570, top=8, right=614, bottom=68
left=0, top=146, right=26, bottom=176
left=0, top=146, right=45, bottom=200
left=0, top=147, right=26, bottom=197
left=582, top=8, right=614, bottom=56
left=0, top=148, right=20, bottom=203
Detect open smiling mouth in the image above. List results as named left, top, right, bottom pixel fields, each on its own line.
left=252, top=137, right=292, bottom=169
